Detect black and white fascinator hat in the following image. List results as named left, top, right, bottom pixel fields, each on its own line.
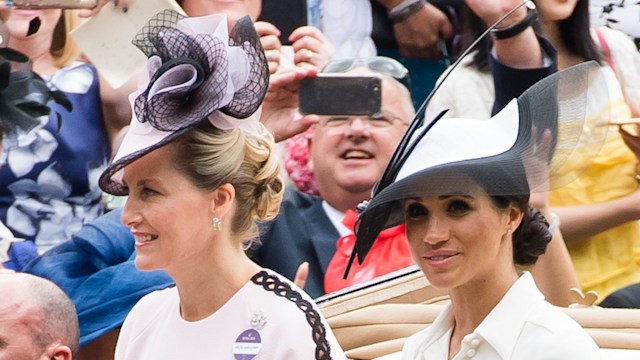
left=349, top=60, right=610, bottom=272
left=0, top=48, right=71, bottom=144
left=99, top=10, right=269, bottom=196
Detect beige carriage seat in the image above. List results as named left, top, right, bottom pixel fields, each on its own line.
left=317, top=266, right=640, bottom=360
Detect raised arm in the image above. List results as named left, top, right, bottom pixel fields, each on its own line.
left=466, top=0, right=556, bottom=113
left=376, top=0, right=453, bottom=59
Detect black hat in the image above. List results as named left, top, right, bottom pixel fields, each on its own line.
left=350, top=61, right=609, bottom=269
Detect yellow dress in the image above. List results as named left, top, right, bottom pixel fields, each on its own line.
left=549, top=75, right=640, bottom=299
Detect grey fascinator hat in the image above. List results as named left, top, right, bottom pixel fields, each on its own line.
left=349, top=61, right=610, bottom=272
left=99, top=10, right=269, bottom=196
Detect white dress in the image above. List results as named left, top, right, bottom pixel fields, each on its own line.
left=401, top=272, right=601, bottom=360
left=115, top=269, right=347, bottom=359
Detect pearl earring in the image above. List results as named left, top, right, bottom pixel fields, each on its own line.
left=212, top=217, right=222, bottom=231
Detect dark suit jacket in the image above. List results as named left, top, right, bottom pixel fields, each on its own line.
left=251, top=189, right=339, bottom=298
left=600, top=283, right=640, bottom=308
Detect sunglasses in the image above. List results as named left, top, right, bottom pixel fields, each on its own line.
left=321, top=56, right=413, bottom=95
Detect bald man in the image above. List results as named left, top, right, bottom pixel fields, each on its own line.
left=0, top=273, right=79, bottom=360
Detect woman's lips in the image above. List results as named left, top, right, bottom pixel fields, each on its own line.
left=423, top=252, right=460, bottom=268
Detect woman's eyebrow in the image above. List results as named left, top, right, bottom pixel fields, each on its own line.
left=438, top=193, right=473, bottom=200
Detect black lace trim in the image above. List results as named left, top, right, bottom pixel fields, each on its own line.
left=251, top=271, right=332, bottom=359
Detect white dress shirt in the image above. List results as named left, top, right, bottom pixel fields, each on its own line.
left=401, top=272, right=601, bottom=359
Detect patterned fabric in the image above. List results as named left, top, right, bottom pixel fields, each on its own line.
left=0, top=63, right=109, bottom=253
left=282, top=128, right=319, bottom=195
left=0, top=221, right=38, bottom=271
left=590, top=1, right=640, bottom=47
left=251, top=270, right=333, bottom=359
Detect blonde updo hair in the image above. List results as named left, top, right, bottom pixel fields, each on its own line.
left=173, top=119, right=284, bottom=245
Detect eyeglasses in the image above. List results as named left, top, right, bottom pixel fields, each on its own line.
left=318, top=114, right=405, bottom=130
left=321, top=56, right=412, bottom=93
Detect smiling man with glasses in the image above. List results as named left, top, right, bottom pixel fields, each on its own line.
left=250, top=57, right=415, bottom=298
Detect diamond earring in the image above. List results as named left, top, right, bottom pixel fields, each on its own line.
left=212, top=217, right=222, bottom=231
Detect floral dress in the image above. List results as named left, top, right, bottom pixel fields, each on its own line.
left=0, top=62, right=110, bottom=253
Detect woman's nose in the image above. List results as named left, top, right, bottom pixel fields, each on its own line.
left=423, top=216, right=450, bottom=245
left=120, top=198, right=141, bottom=228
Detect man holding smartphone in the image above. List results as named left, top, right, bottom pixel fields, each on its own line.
left=251, top=57, right=416, bottom=298
left=252, top=16, right=565, bottom=300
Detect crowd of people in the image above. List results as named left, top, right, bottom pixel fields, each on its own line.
left=1, top=0, right=640, bottom=359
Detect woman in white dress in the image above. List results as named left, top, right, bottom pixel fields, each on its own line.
left=98, top=10, right=346, bottom=360
left=349, top=61, right=604, bottom=359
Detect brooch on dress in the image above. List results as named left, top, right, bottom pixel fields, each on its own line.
left=233, top=310, right=267, bottom=360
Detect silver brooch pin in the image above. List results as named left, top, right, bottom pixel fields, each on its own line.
left=250, top=310, right=267, bottom=331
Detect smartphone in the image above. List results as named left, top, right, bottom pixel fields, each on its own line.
left=299, top=74, right=382, bottom=116
left=259, top=0, right=308, bottom=45
left=7, top=0, right=98, bottom=9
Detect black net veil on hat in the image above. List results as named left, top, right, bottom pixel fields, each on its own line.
left=349, top=61, right=610, bottom=269
left=98, top=10, right=269, bottom=196
left=131, top=10, right=268, bottom=131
